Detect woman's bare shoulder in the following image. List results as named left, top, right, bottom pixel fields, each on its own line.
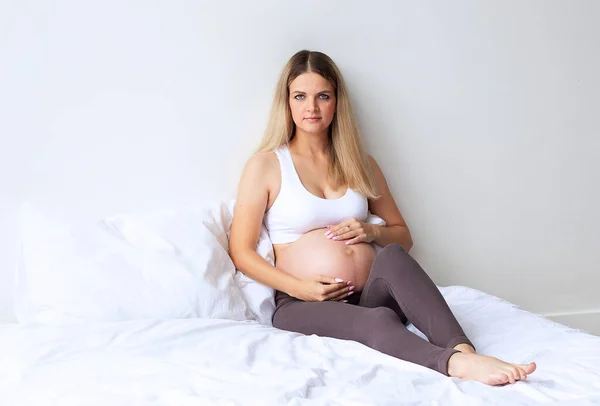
left=237, top=151, right=280, bottom=194
left=243, top=151, right=279, bottom=175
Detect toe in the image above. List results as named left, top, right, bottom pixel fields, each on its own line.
left=520, top=362, right=536, bottom=374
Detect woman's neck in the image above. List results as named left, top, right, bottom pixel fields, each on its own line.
left=290, top=128, right=330, bottom=157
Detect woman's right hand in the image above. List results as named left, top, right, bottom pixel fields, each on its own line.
left=290, top=275, right=355, bottom=302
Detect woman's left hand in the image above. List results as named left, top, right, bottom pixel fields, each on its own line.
left=325, top=218, right=378, bottom=245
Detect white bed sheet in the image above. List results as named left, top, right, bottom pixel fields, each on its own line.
left=1, top=286, right=599, bottom=406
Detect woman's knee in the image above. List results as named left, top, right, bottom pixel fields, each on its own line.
left=379, top=243, right=407, bottom=259
left=371, top=243, right=412, bottom=277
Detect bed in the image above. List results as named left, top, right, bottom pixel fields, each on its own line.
left=2, top=286, right=600, bottom=405
left=1, top=202, right=599, bottom=405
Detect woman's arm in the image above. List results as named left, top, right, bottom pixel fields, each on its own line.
left=367, top=155, right=414, bottom=252
left=229, top=153, right=301, bottom=295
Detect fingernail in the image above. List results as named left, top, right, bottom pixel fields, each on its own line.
left=342, top=300, right=348, bottom=303
left=349, top=286, right=355, bottom=291
left=325, top=231, right=332, bottom=236
left=346, top=281, right=352, bottom=285
left=345, top=241, right=350, bottom=245
left=334, top=278, right=344, bottom=282
left=327, top=235, right=333, bottom=239
left=347, top=291, right=354, bottom=296
left=333, top=236, right=339, bottom=240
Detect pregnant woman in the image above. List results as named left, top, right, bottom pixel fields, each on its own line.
left=229, top=50, right=536, bottom=385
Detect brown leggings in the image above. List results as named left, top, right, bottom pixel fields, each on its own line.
left=272, top=243, right=475, bottom=376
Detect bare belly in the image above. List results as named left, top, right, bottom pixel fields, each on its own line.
left=273, top=227, right=377, bottom=292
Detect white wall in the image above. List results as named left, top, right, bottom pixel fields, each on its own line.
left=1, top=1, right=599, bottom=332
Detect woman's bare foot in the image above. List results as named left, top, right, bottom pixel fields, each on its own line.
left=448, top=352, right=537, bottom=386
left=453, top=343, right=476, bottom=354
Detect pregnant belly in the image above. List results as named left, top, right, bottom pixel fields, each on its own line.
left=273, top=228, right=377, bottom=292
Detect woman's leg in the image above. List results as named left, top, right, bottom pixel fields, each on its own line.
left=272, top=290, right=459, bottom=375
left=359, top=244, right=475, bottom=351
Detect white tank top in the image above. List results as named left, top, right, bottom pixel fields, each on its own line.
left=263, top=145, right=369, bottom=244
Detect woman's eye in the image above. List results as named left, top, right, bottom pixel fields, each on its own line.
left=293, top=94, right=330, bottom=100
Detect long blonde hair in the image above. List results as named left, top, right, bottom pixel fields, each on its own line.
left=256, top=50, right=379, bottom=199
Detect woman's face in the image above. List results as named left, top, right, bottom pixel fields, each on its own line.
left=288, top=72, right=336, bottom=136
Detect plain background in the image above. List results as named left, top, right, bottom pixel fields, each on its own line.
left=1, top=0, right=598, bottom=333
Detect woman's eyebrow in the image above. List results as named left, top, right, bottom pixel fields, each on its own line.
left=291, top=90, right=333, bottom=94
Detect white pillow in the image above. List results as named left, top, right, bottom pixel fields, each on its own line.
left=103, top=199, right=277, bottom=326
left=16, top=202, right=251, bottom=324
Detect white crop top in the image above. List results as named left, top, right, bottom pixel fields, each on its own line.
left=263, top=145, right=369, bottom=244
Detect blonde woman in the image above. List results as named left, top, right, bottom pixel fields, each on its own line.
left=229, top=50, right=536, bottom=385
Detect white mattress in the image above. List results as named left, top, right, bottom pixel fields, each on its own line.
left=1, top=286, right=599, bottom=406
